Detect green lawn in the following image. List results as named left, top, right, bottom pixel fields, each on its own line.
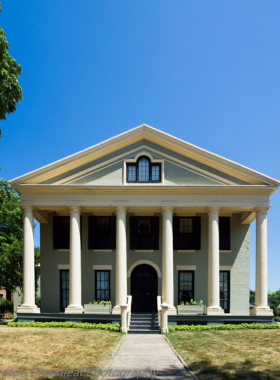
left=0, top=326, right=122, bottom=379
left=167, top=329, right=280, bottom=380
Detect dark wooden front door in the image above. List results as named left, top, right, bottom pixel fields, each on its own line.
left=131, top=264, right=158, bottom=312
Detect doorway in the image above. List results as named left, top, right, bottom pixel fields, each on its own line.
left=131, top=264, right=158, bottom=312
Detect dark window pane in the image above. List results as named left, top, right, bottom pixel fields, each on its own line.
left=151, top=165, right=160, bottom=181
left=136, top=218, right=152, bottom=249
left=138, top=158, right=150, bottom=181
left=220, top=270, right=230, bottom=313
left=96, top=270, right=110, bottom=303
left=179, top=271, right=194, bottom=304
left=180, top=218, right=193, bottom=233
left=127, top=165, right=137, bottom=182
left=95, top=217, right=114, bottom=249
left=60, top=270, right=69, bottom=312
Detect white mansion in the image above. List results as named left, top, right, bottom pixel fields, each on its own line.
left=10, top=125, right=278, bottom=331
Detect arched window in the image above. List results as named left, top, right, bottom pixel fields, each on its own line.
left=127, top=156, right=161, bottom=183
left=138, top=157, right=150, bottom=181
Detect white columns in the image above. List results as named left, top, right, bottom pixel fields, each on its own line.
left=17, top=206, right=40, bottom=314
left=65, top=206, right=83, bottom=313
left=251, top=208, right=273, bottom=316
left=162, top=207, right=176, bottom=314
left=207, top=207, right=224, bottom=315
left=112, top=206, right=127, bottom=314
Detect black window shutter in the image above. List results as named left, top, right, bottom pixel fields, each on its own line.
left=53, top=216, right=60, bottom=249
left=130, top=217, right=137, bottom=250
left=173, top=217, right=180, bottom=250
left=193, top=217, right=201, bottom=250
left=219, top=217, right=230, bottom=250
left=110, top=216, right=116, bottom=249
left=151, top=217, right=159, bottom=250
left=60, top=217, right=70, bottom=249
left=88, top=216, right=97, bottom=249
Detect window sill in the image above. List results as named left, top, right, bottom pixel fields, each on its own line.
left=135, top=250, right=154, bottom=252
left=93, top=249, right=113, bottom=252
left=220, top=250, right=232, bottom=253
left=58, top=249, right=70, bottom=252
left=177, top=250, right=196, bottom=253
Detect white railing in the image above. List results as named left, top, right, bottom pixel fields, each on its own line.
left=126, top=295, right=132, bottom=328
left=157, top=295, right=162, bottom=328
left=120, top=295, right=132, bottom=333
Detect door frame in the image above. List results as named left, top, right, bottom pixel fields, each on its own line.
left=130, top=264, right=158, bottom=312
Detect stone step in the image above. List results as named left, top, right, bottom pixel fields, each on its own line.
left=128, top=329, right=160, bottom=334
left=130, top=317, right=159, bottom=322
left=130, top=321, right=159, bottom=326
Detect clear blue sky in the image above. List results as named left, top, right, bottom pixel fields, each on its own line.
left=1, top=1, right=280, bottom=290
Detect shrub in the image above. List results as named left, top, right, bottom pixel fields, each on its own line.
left=0, top=299, right=13, bottom=316
left=88, top=300, right=111, bottom=305
left=35, top=296, right=41, bottom=308
left=275, top=316, right=280, bottom=322
left=180, top=300, right=203, bottom=306
left=7, top=321, right=120, bottom=331
left=168, top=323, right=280, bottom=332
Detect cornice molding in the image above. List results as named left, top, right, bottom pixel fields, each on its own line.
left=9, top=124, right=280, bottom=188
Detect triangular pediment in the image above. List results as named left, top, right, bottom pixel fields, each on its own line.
left=10, top=124, right=280, bottom=188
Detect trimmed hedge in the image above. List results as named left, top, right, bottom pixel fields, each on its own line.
left=7, top=321, right=120, bottom=331
left=168, top=323, right=280, bottom=332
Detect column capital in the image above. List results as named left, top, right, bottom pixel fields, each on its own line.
left=115, top=206, right=127, bottom=214
left=254, top=206, right=270, bottom=215
left=161, top=206, right=174, bottom=215
left=207, top=206, right=220, bottom=215
left=21, top=205, right=34, bottom=212
left=68, top=206, right=81, bottom=214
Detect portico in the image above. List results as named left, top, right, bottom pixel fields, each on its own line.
left=17, top=202, right=272, bottom=318
left=11, top=125, right=278, bottom=329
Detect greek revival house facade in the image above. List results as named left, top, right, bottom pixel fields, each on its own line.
left=10, top=125, right=279, bottom=331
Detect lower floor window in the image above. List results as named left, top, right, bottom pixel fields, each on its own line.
left=178, top=271, right=194, bottom=304
left=95, top=271, right=110, bottom=303
left=60, top=270, right=69, bottom=312
left=220, top=271, right=230, bottom=313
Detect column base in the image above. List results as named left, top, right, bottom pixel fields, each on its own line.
left=112, top=305, right=121, bottom=314
left=161, top=327, right=169, bottom=334
left=250, top=307, right=273, bottom=316
left=65, top=305, right=84, bottom=314
left=206, top=307, right=224, bottom=315
left=17, top=305, right=41, bottom=314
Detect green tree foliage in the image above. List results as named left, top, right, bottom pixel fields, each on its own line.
left=249, top=292, right=255, bottom=305
left=0, top=178, right=39, bottom=293
left=268, top=290, right=280, bottom=317
left=0, top=4, right=22, bottom=123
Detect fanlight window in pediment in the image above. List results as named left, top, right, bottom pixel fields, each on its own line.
left=127, top=155, right=161, bottom=183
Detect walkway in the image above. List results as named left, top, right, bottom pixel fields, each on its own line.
left=103, top=334, right=194, bottom=379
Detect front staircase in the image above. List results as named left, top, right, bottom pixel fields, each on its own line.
left=128, top=313, right=160, bottom=334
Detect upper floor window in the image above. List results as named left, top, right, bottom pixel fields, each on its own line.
left=88, top=216, right=116, bottom=250
left=173, top=217, right=201, bottom=250
left=53, top=216, right=82, bottom=249
left=130, top=216, right=159, bottom=250
left=127, top=156, right=161, bottom=183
